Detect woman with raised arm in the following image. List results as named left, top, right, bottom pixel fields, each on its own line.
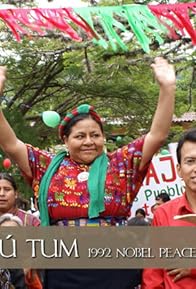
left=0, top=57, right=176, bottom=289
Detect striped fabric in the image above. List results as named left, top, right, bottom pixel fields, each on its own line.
left=58, top=104, right=102, bottom=141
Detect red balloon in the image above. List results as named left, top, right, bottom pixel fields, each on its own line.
left=3, top=158, right=12, bottom=169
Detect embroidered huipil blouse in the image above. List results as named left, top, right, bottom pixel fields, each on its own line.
left=26, top=136, right=149, bottom=223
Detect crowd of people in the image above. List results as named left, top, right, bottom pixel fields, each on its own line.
left=0, top=173, right=42, bottom=289
left=0, top=57, right=195, bottom=289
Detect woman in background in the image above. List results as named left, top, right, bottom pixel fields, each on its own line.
left=0, top=173, right=40, bottom=226
left=0, top=213, right=27, bottom=289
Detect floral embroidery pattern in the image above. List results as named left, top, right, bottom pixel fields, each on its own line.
left=64, top=179, right=76, bottom=190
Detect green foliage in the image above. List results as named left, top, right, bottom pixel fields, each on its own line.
left=94, top=0, right=133, bottom=6
left=0, top=152, right=33, bottom=203
left=167, top=125, right=184, bottom=144
left=175, top=60, right=196, bottom=115
left=0, top=4, right=195, bottom=199
left=3, top=109, right=39, bottom=146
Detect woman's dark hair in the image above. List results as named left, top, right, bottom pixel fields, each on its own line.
left=63, top=114, right=104, bottom=138
left=128, top=216, right=149, bottom=226
left=0, top=173, right=17, bottom=191
left=176, top=128, right=196, bottom=164
left=135, top=208, right=146, bottom=218
left=155, top=192, right=170, bottom=203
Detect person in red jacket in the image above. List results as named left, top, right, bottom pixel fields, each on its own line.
left=142, top=128, right=196, bottom=289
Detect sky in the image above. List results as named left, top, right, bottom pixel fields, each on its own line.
left=0, top=1, right=88, bottom=9
left=36, top=0, right=88, bottom=8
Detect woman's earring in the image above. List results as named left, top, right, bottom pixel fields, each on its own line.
left=63, top=136, right=69, bottom=156
left=65, top=146, right=69, bottom=156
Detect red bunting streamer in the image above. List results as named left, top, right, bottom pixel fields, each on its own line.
left=149, top=3, right=196, bottom=44
left=0, top=9, right=27, bottom=41
left=0, top=8, right=95, bottom=41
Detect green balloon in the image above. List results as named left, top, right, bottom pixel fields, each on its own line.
left=42, top=111, right=61, bottom=128
left=160, top=149, right=170, bottom=155
left=116, top=136, right=122, bottom=142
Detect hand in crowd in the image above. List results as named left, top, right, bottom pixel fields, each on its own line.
left=167, top=268, right=192, bottom=282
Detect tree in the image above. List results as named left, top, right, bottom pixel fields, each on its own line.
left=0, top=0, right=195, bottom=200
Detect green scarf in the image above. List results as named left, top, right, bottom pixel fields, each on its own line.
left=38, top=152, right=108, bottom=226
left=88, top=152, right=108, bottom=219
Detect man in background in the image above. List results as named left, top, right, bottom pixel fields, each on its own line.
left=142, top=128, right=196, bottom=289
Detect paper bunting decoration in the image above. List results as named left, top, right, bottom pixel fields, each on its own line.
left=149, top=3, right=196, bottom=45
left=75, top=5, right=168, bottom=52
left=0, top=7, right=95, bottom=41
left=0, top=3, right=195, bottom=52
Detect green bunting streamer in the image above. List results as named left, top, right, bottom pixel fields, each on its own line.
left=75, top=5, right=167, bottom=52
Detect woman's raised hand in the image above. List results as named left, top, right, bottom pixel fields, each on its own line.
left=151, top=57, right=176, bottom=87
